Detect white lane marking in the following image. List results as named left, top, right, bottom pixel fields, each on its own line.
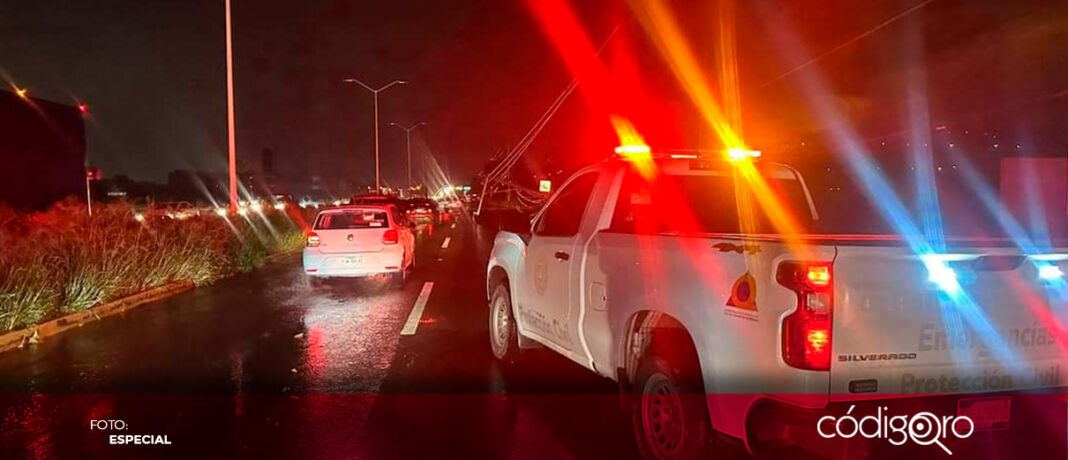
left=401, top=282, right=435, bottom=336
left=441, top=237, right=451, bottom=249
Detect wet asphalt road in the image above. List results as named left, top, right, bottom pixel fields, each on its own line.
left=0, top=215, right=643, bottom=459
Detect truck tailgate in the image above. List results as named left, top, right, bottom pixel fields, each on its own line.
left=830, top=245, right=1068, bottom=400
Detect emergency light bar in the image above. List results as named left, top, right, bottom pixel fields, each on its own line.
left=726, top=148, right=762, bottom=162
left=614, top=145, right=762, bottom=162
left=614, top=145, right=652, bottom=156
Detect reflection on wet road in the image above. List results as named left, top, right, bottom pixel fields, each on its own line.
left=0, top=216, right=641, bottom=459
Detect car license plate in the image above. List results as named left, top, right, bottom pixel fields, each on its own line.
left=957, top=396, right=1011, bottom=431
left=341, top=256, right=362, bottom=265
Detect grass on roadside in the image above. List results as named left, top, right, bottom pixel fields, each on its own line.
left=0, top=199, right=308, bottom=332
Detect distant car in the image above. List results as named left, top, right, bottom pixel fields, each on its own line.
left=302, top=204, right=415, bottom=286
left=439, top=199, right=463, bottom=222
left=127, top=199, right=155, bottom=222
left=402, top=198, right=440, bottom=225
left=159, top=201, right=200, bottom=220
left=350, top=194, right=402, bottom=206
left=271, top=194, right=297, bottom=211
left=441, top=199, right=463, bottom=211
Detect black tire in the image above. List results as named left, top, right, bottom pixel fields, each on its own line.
left=308, top=277, right=324, bottom=288
left=630, top=354, right=712, bottom=460
left=488, top=283, right=521, bottom=363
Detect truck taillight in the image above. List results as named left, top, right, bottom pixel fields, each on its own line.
left=806, top=265, right=831, bottom=286
left=382, top=229, right=399, bottom=245
left=306, top=232, right=320, bottom=247
left=777, top=261, right=833, bottom=371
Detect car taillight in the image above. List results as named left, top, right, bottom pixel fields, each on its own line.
left=777, top=261, right=833, bottom=371
left=382, top=229, right=399, bottom=245
left=306, top=232, right=320, bottom=248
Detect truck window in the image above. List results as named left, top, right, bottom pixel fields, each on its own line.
left=609, top=168, right=816, bottom=235
left=534, top=172, right=600, bottom=237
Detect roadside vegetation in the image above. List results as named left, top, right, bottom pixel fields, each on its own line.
left=0, top=199, right=306, bottom=332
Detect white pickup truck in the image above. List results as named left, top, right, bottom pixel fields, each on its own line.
left=484, top=150, right=1068, bottom=459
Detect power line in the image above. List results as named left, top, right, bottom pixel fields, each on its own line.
left=757, top=0, right=938, bottom=89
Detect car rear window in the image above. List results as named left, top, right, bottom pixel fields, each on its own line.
left=315, top=210, right=389, bottom=229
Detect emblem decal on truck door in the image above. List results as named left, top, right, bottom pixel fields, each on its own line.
left=726, top=272, right=758, bottom=311
left=534, top=260, right=548, bottom=296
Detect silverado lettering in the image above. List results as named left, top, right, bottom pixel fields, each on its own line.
left=837, top=353, right=918, bottom=362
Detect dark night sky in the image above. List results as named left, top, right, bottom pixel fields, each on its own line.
left=2, top=0, right=1066, bottom=185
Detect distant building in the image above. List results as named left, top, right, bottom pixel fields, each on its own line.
left=0, top=90, right=86, bottom=210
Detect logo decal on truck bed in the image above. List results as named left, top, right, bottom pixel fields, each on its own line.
left=713, top=242, right=760, bottom=254
left=726, top=272, right=758, bottom=311
left=724, top=272, right=760, bottom=321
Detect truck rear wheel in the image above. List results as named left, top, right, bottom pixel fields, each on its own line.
left=488, top=283, right=520, bottom=363
left=631, top=355, right=712, bottom=460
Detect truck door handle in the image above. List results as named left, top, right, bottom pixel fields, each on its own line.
left=554, top=251, right=570, bottom=261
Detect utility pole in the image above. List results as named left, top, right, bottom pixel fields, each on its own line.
left=389, top=121, right=426, bottom=196
left=225, top=0, right=238, bottom=212
left=81, top=104, right=93, bottom=216
left=343, top=78, right=407, bottom=192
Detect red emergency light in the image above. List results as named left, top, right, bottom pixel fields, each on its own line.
left=614, top=145, right=762, bottom=162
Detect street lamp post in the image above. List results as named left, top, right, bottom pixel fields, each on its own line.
left=225, top=0, right=238, bottom=212
left=342, top=78, right=406, bottom=193
left=389, top=121, right=426, bottom=196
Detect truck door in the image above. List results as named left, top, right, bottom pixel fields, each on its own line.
left=522, top=171, right=601, bottom=352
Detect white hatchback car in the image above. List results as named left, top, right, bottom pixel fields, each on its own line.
left=302, top=204, right=416, bottom=285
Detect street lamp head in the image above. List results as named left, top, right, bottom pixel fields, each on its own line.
left=396, top=80, right=408, bottom=85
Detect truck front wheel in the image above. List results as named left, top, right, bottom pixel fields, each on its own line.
left=631, top=355, right=711, bottom=460
left=488, top=283, right=521, bottom=363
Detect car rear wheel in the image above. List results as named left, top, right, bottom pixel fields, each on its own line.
left=631, top=355, right=712, bottom=460
left=488, top=283, right=520, bottom=363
